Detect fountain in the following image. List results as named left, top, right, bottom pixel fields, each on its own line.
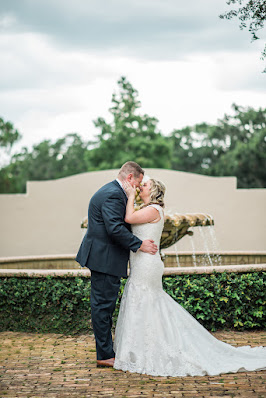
left=81, top=184, right=214, bottom=253
left=160, top=212, right=214, bottom=250
left=1, top=169, right=265, bottom=273
left=80, top=211, right=215, bottom=266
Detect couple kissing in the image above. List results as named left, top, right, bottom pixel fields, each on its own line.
left=76, top=161, right=266, bottom=377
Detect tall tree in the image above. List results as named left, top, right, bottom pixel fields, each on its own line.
left=170, top=104, right=266, bottom=188
left=209, top=104, right=266, bottom=187
left=87, top=77, right=172, bottom=170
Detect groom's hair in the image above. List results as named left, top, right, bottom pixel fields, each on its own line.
left=118, top=161, right=144, bottom=180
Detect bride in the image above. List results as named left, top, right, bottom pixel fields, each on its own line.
left=113, top=178, right=266, bottom=377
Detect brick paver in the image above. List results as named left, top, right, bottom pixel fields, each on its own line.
left=0, top=330, right=265, bottom=397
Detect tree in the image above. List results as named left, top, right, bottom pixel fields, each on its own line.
left=220, top=0, right=266, bottom=67
left=0, top=133, right=90, bottom=193
left=0, top=117, right=21, bottom=165
left=87, top=77, right=172, bottom=170
left=209, top=104, right=266, bottom=187
left=170, top=104, right=266, bottom=188
left=1, top=97, right=265, bottom=192
left=170, top=124, right=226, bottom=174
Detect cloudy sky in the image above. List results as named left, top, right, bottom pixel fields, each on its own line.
left=0, top=0, right=265, bottom=152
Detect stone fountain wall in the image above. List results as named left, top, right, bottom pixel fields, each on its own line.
left=0, top=169, right=265, bottom=257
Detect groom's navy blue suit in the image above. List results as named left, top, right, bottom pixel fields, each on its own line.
left=76, top=180, right=142, bottom=359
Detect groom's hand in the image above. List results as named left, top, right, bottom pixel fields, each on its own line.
left=139, top=240, right=158, bottom=255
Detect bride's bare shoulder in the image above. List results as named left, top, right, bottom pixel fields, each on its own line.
left=125, top=205, right=160, bottom=224
left=147, top=204, right=163, bottom=223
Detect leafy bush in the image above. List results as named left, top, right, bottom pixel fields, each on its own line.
left=162, top=272, right=265, bottom=331
left=0, top=276, right=92, bottom=334
left=0, top=272, right=265, bottom=334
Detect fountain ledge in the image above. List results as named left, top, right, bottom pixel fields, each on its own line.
left=1, top=251, right=265, bottom=263
left=0, top=264, right=265, bottom=278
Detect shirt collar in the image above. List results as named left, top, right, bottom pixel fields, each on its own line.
left=116, top=178, right=126, bottom=193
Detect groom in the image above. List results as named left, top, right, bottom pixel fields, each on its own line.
left=76, top=161, right=158, bottom=368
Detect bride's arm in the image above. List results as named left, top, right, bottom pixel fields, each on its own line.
left=124, top=184, right=159, bottom=224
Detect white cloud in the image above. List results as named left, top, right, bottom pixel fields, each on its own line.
left=0, top=0, right=253, bottom=58
left=0, top=32, right=117, bottom=90
left=6, top=54, right=265, bottom=153
left=0, top=0, right=265, bottom=153
left=213, top=48, right=266, bottom=92
left=0, top=13, right=16, bottom=29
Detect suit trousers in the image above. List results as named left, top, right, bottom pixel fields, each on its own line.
left=90, top=270, right=121, bottom=360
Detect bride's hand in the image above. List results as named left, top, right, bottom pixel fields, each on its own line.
left=123, top=181, right=136, bottom=198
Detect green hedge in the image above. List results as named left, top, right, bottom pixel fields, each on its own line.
left=0, top=272, right=265, bottom=334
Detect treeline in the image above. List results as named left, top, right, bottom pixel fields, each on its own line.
left=0, top=77, right=265, bottom=193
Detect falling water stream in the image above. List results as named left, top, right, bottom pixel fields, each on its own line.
left=174, top=230, right=180, bottom=267
left=160, top=212, right=222, bottom=268
left=189, top=235, right=198, bottom=266
left=198, top=227, right=213, bottom=266
left=207, top=225, right=222, bottom=265
left=180, top=225, right=222, bottom=267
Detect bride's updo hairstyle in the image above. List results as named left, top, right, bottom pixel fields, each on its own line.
left=148, top=178, right=166, bottom=208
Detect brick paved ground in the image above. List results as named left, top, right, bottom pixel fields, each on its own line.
left=0, top=331, right=265, bottom=398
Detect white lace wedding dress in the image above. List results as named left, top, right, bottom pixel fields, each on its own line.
left=113, top=204, right=266, bottom=377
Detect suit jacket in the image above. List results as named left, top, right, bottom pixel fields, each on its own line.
left=75, top=180, right=142, bottom=277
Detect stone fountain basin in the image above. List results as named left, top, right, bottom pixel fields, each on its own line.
left=161, top=213, right=214, bottom=249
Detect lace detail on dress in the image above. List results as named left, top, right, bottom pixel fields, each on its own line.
left=113, top=205, right=266, bottom=377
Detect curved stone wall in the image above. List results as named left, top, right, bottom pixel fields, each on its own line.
left=0, top=169, right=265, bottom=257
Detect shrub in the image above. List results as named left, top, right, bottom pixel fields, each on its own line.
left=0, top=272, right=265, bottom=334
